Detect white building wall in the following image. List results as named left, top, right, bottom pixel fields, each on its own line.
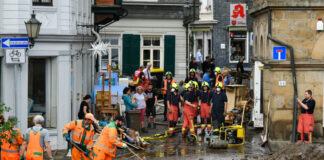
left=0, top=0, right=94, bottom=150
left=101, top=18, right=187, bottom=81
left=0, top=58, right=29, bottom=132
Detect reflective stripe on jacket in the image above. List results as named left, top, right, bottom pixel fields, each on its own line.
left=163, top=79, right=176, bottom=95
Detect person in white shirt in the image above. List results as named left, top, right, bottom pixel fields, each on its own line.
left=196, top=49, right=203, bottom=63
left=196, top=49, right=203, bottom=74
left=133, top=86, right=148, bottom=133
left=143, top=63, right=152, bottom=81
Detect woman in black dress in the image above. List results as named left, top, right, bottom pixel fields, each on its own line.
left=78, top=95, right=92, bottom=119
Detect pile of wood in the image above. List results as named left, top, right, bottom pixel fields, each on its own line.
left=224, top=85, right=253, bottom=125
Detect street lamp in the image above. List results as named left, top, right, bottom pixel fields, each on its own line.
left=183, top=0, right=191, bottom=23
left=183, top=0, right=191, bottom=77
left=25, top=11, right=42, bottom=47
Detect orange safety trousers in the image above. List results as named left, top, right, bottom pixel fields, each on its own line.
left=182, top=104, right=195, bottom=135
left=72, top=147, right=91, bottom=160
left=168, top=105, right=179, bottom=134
left=26, top=130, right=43, bottom=160
left=192, top=102, right=199, bottom=131
left=297, top=113, right=314, bottom=143
left=200, top=103, right=212, bottom=131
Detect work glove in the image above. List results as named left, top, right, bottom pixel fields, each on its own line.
left=120, top=143, right=128, bottom=149
left=65, top=134, right=70, bottom=142
left=84, top=150, right=90, bottom=157
left=168, top=108, right=172, bottom=113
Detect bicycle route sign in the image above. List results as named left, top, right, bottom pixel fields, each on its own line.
left=1, top=37, right=29, bottom=48
left=5, top=49, right=26, bottom=64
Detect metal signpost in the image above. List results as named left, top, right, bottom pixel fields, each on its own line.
left=1, top=37, right=29, bottom=117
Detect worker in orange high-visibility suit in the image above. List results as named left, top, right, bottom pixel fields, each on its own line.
left=1, top=116, right=23, bottom=160
left=182, top=83, right=197, bottom=138
left=214, top=67, right=224, bottom=90
left=167, top=83, right=181, bottom=137
left=162, top=71, right=176, bottom=121
left=20, top=115, right=53, bottom=160
left=199, top=82, right=212, bottom=133
left=296, top=90, right=316, bottom=143
left=62, top=113, right=96, bottom=160
left=92, top=116, right=127, bottom=160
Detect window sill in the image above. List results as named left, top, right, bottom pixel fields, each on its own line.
left=47, top=128, right=58, bottom=136
left=32, top=6, right=57, bottom=12
left=229, top=61, right=249, bottom=64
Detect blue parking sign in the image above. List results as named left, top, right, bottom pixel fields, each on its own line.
left=273, top=46, right=286, bottom=60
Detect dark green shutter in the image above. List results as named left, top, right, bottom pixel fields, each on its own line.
left=122, top=34, right=140, bottom=76
left=164, top=35, right=176, bottom=75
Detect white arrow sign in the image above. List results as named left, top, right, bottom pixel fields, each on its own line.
left=3, top=39, right=10, bottom=47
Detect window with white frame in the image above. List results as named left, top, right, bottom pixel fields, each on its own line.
left=141, top=36, right=163, bottom=69
left=200, top=0, right=212, bottom=13
left=229, top=31, right=249, bottom=63
left=101, top=35, right=121, bottom=71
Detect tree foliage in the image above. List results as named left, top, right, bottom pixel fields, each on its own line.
left=0, top=102, right=19, bottom=146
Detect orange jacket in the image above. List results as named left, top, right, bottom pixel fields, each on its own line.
left=62, top=120, right=95, bottom=150
left=93, top=122, right=123, bottom=158
left=1, top=128, right=23, bottom=154
left=163, top=79, right=176, bottom=95
left=216, top=74, right=224, bottom=89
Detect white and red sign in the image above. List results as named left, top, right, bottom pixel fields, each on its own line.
left=230, top=4, right=247, bottom=26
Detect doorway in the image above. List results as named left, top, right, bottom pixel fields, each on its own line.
left=28, top=58, right=57, bottom=128
left=28, top=58, right=46, bottom=127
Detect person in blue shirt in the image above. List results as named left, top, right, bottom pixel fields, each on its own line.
left=202, top=69, right=212, bottom=87
left=122, top=87, right=137, bottom=111
left=223, top=70, right=232, bottom=86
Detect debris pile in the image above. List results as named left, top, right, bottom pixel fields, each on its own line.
left=267, top=143, right=324, bottom=160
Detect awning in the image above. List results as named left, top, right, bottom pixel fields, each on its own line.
left=228, top=26, right=248, bottom=31
left=191, top=28, right=211, bottom=32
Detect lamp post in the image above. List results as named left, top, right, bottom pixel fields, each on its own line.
left=183, top=0, right=192, bottom=77
left=13, top=11, right=41, bottom=119
left=25, top=11, right=42, bottom=48
left=183, top=0, right=190, bottom=77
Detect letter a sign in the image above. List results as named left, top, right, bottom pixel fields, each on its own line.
left=230, top=4, right=247, bottom=26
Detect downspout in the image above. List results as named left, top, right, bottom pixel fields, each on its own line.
left=267, top=9, right=298, bottom=142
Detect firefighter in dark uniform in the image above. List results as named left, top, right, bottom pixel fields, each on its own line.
left=210, top=82, right=227, bottom=135
left=296, top=90, right=315, bottom=143
left=199, top=82, right=212, bottom=133
left=167, top=83, right=181, bottom=137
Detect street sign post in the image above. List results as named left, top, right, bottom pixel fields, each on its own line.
left=273, top=46, right=286, bottom=60
left=5, top=49, right=26, bottom=64
left=1, top=37, right=29, bottom=48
